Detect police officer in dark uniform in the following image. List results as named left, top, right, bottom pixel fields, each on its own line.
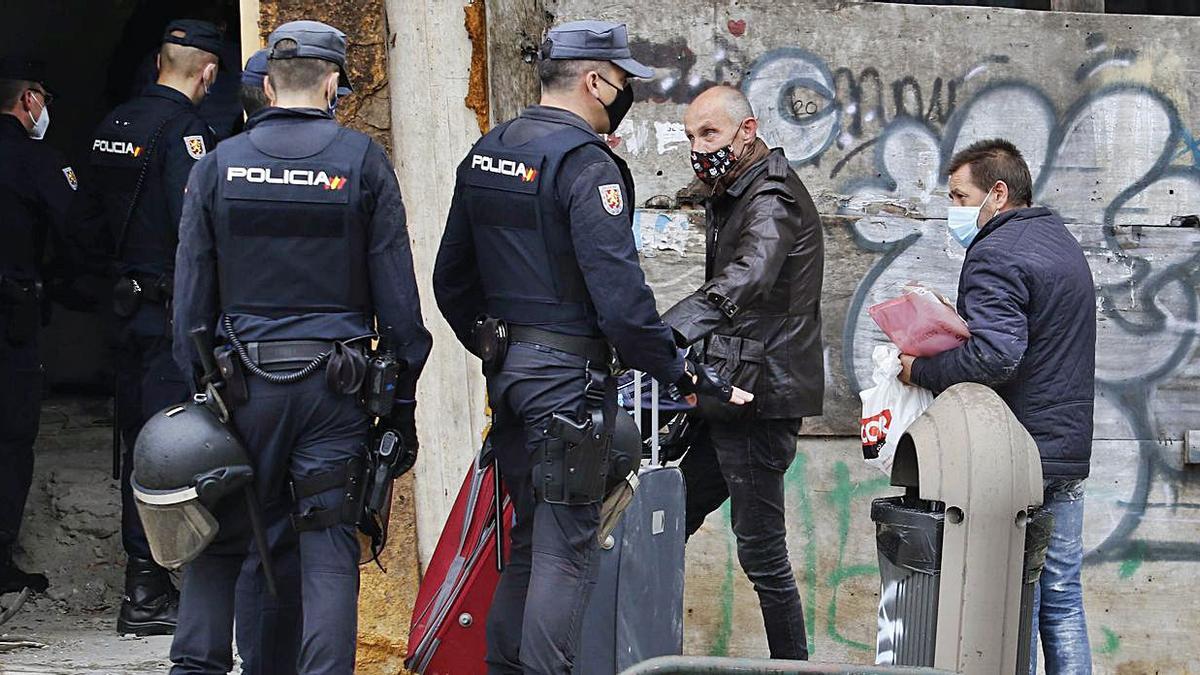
left=239, top=49, right=270, bottom=119
left=433, top=21, right=749, bottom=675
left=86, top=19, right=222, bottom=636
left=172, top=20, right=431, bottom=674
left=0, top=56, right=79, bottom=599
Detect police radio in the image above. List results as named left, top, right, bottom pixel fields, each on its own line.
left=364, top=343, right=400, bottom=418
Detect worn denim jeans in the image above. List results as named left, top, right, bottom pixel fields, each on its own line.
left=1029, top=478, right=1091, bottom=675
left=681, top=418, right=808, bottom=660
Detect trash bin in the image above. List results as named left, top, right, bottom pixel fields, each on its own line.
left=1015, top=507, right=1054, bottom=672
left=873, top=493, right=1055, bottom=673
left=872, top=493, right=945, bottom=667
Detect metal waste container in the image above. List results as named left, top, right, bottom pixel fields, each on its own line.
left=872, top=491, right=1054, bottom=673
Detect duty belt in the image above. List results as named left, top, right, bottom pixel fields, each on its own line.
left=242, top=339, right=335, bottom=372
left=0, top=276, right=43, bottom=303
left=507, top=325, right=611, bottom=366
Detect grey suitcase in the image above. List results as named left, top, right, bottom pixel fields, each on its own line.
left=577, top=374, right=688, bottom=674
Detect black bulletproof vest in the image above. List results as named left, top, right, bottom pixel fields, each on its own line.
left=462, top=120, right=633, bottom=333
left=214, top=119, right=370, bottom=318
left=89, top=101, right=188, bottom=271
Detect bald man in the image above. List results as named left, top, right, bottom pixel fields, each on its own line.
left=663, top=85, right=825, bottom=660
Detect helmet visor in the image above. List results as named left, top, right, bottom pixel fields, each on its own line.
left=133, top=486, right=219, bottom=569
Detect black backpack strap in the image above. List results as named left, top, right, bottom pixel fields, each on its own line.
left=113, top=109, right=191, bottom=258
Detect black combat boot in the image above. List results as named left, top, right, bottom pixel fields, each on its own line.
left=116, top=556, right=178, bottom=636
left=0, top=543, right=48, bottom=595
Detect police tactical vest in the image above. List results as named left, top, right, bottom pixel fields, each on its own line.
left=90, top=107, right=186, bottom=268
left=215, top=119, right=371, bottom=318
left=462, top=120, right=634, bottom=333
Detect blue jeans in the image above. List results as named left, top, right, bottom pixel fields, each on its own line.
left=1029, top=479, right=1091, bottom=675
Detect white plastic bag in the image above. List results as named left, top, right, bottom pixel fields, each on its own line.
left=859, top=344, right=934, bottom=475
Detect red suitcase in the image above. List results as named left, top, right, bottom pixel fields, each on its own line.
left=406, top=441, right=513, bottom=675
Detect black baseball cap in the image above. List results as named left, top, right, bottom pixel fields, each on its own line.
left=163, top=19, right=224, bottom=59
left=267, top=20, right=352, bottom=92
left=543, top=21, right=653, bottom=79
left=0, top=56, right=52, bottom=93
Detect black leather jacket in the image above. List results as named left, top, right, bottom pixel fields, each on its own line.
left=663, top=148, right=825, bottom=419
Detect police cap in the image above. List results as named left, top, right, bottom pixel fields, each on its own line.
left=241, top=48, right=268, bottom=87
left=542, top=21, right=653, bottom=79
left=0, top=55, right=51, bottom=93
left=267, top=20, right=352, bottom=92
left=163, top=19, right=224, bottom=59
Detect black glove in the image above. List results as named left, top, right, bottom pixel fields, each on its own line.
left=673, top=358, right=734, bottom=402
left=381, top=400, right=419, bottom=477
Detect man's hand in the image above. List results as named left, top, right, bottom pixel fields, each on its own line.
left=900, top=354, right=916, bottom=385
left=728, top=386, right=753, bottom=406
left=677, top=363, right=755, bottom=407
left=682, top=386, right=752, bottom=407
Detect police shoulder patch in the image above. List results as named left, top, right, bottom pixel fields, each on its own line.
left=184, top=135, right=207, bottom=160
left=598, top=183, right=624, bottom=216
left=62, top=166, right=78, bottom=191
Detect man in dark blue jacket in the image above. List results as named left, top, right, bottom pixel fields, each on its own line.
left=901, top=139, right=1096, bottom=675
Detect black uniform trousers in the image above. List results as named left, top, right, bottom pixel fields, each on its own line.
left=484, top=343, right=604, bottom=675
left=0, top=322, right=42, bottom=549
left=116, top=328, right=190, bottom=560
left=170, top=374, right=366, bottom=675
left=681, top=417, right=808, bottom=660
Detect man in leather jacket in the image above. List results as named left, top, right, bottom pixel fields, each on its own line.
left=663, top=85, right=825, bottom=660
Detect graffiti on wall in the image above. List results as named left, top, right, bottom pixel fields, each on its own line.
left=646, top=30, right=1200, bottom=661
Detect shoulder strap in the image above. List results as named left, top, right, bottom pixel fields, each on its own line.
left=113, top=109, right=191, bottom=258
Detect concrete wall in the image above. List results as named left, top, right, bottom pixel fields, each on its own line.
left=549, top=1, right=1200, bottom=671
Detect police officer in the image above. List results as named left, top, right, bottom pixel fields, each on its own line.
left=432, top=21, right=749, bottom=674
left=239, top=49, right=271, bottom=119
left=0, top=56, right=80, bottom=599
left=226, top=45, right=306, bottom=675
left=241, top=48, right=348, bottom=121
left=86, top=19, right=221, bottom=636
left=172, top=20, right=431, bottom=674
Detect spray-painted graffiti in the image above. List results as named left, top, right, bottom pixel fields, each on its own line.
left=626, top=26, right=1200, bottom=664
left=743, top=38, right=1200, bottom=572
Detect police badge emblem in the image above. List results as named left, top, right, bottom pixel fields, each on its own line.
left=598, top=183, right=623, bottom=216
left=62, top=167, right=78, bottom=191
left=184, top=135, right=207, bottom=160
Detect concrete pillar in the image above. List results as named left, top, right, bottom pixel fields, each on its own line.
left=382, top=0, right=490, bottom=571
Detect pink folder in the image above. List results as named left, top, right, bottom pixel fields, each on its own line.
left=868, top=287, right=971, bottom=357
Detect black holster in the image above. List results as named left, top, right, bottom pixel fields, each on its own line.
left=0, top=278, right=42, bottom=346
left=539, top=411, right=610, bottom=506
left=214, top=347, right=249, bottom=408
left=289, top=457, right=367, bottom=533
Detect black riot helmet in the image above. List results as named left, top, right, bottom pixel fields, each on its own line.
left=131, top=401, right=254, bottom=570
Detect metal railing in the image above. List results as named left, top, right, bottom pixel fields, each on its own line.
left=618, top=656, right=954, bottom=675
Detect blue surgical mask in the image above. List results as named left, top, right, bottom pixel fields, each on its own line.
left=946, top=187, right=996, bottom=248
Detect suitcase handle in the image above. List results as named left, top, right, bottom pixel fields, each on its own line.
left=632, top=371, right=662, bottom=467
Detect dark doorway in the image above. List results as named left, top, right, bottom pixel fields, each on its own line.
left=1, top=0, right=241, bottom=391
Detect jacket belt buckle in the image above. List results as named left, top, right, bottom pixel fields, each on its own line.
left=706, top=291, right=740, bottom=319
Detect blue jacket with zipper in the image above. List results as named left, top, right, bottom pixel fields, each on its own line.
left=912, top=206, right=1096, bottom=480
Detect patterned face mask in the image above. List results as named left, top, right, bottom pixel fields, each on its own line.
left=690, top=144, right=736, bottom=183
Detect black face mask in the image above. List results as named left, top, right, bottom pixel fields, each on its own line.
left=596, top=74, right=634, bottom=133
